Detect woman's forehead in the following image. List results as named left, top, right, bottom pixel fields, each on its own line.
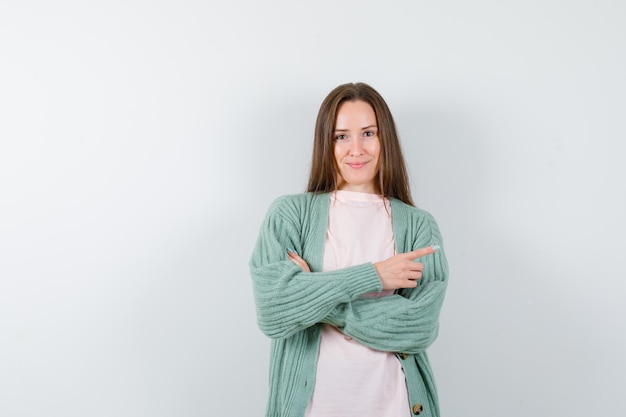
left=335, top=100, right=377, bottom=129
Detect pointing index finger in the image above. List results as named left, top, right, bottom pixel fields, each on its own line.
left=407, top=245, right=441, bottom=260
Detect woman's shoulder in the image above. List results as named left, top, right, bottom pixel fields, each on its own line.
left=390, top=198, right=442, bottom=232
left=390, top=198, right=435, bottom=218
left=266, top=192, right=330, bottom=218
left=268, top=191, right=328, bottom=206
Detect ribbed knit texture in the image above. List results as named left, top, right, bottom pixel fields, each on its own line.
left=250, top=192, right=449, bottom=417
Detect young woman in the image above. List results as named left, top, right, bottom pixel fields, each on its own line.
left=250, top=83, right=448, bottom=417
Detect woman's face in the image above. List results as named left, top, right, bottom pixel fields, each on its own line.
left=333, top=100, right=381, bottom=193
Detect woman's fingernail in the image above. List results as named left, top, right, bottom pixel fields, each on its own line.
left=432, top=245, right=441, bottom=251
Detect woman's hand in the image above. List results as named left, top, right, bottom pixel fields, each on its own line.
left=374, top=246, right=439, bottom=290
left=287, top=250, right=311, bottom=272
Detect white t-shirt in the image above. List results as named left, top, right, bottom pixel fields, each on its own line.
left=305, top=190, right=410, bottom=417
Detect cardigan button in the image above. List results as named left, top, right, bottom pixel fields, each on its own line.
left=412, top=403, right=423, bottom=415
left=400, top=353, right=409, bottom=360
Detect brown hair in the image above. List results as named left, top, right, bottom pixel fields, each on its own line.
left=306, top=82, right=415, bottom=206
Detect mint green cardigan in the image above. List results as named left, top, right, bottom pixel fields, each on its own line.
left=250, top=192, right=448, bottom=417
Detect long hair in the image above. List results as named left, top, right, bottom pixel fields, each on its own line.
left=306, top=82, right=415, bottom=206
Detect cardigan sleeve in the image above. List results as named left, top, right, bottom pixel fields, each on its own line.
left=249, top=197, right=383, bottom=340
left=321, top=211, right=449, bottom=354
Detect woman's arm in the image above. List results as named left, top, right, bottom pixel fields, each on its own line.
left=320, top=214, right=449, bottom=354
left=321, top=252, right=447, bottom=354
left=249, top=198, right=383, bottom=340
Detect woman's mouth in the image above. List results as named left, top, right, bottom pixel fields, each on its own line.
left=347, top=161, right=368, bottom=169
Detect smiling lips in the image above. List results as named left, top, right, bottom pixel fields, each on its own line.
left=346, top=161, right=369, bottom=169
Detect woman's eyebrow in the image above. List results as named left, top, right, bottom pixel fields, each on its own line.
left=334, top=125, right=378, bottom=131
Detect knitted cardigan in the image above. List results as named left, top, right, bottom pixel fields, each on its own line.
left=250, top=192, right=448, bottom=417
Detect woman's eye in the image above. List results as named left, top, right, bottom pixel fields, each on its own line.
left=335, top=134, right=347, bottom=140
left=364, top=131, right=374, bottom=137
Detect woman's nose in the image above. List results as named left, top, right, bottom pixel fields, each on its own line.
left=349, top=138, right=364, bottom=156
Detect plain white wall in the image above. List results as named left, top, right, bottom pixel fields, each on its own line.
left=1, top=1, right=624, bottom=416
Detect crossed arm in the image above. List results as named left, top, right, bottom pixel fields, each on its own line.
left=250, top=199, right=448, bottom=352
left=288, top=245, right=447, bottom=354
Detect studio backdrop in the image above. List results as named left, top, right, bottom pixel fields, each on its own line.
left=1, top=1, right=624, bottom=416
